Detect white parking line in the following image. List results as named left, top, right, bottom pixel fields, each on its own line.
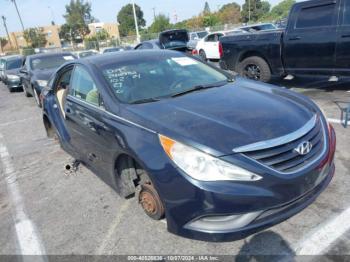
left=0, top=133, right=46, bottom=257
left=327, top=118, right=345, bottom=125
left=294, top=207, right=350, bottom=255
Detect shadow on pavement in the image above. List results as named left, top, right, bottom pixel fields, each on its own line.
left=236, top=231, right=295, bottom=262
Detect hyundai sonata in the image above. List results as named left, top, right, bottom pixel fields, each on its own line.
left=42, top=50, right=336, bottom=241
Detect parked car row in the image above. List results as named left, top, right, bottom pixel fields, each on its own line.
left=190, top=23, right=277, bottom=62
left=0, top=8, right=337, bottom=242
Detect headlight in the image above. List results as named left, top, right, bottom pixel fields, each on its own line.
left=36, top=80, right=48, bottom=87
left=159, top=135, right=262, bottom=182
left=7, top=74, right=20, bottom=80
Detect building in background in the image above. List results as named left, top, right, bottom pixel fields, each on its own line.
left=1, top=22, right=120, bottom=52
left=88, top=22, right=120, bottom=39
left=3, top=25, right=62, bottom=51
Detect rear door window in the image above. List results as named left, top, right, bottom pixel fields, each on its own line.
left=295, top=3, right=336, bottom=28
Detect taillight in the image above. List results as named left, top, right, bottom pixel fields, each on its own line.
left=219, top=42, right=223, bottom=58
left=192, top=49, right=198, bottom=55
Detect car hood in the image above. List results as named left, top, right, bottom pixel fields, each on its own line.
left=32, top=68, right=56, bottom=80
left=123, top=78, right=318, bottom=156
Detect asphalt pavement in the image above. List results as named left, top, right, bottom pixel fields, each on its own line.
left=0, top=81, right=349, bottom=258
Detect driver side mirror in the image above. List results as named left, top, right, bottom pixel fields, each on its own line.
left=20, top=68, right=28, bottom=74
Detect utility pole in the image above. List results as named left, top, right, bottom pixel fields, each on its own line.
left=152, top=7, right=156, bottom=19
left=10, top=0, right=25, bottom=31
left=132, top=1, right=140, bottom=43
left=1, top=15, right=13, bottom=49
left=48, top=6, right=56, bottom=25
left=10, top=0, right=28, bottom=46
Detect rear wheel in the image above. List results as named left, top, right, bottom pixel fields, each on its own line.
left=237, top=56, right=272, bottom=82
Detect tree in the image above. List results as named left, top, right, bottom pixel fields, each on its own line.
left=202, top=14, right=220, bottom=27
left=96, top=28, right=110, bottom=40
left=217, top=3, right=241, bottom=24
left=117, top=4, right=146, bottom=37
left=241, top=0, right=268, bottom=23
left=62, top=0, right=94, bottom=42
left=203, top=2, right=211, bottom=15
left=267, top=0, right=295, bottom=20
left=149, top=14, right=171, bottom=33
left=23, top=28, right=47, bottom=48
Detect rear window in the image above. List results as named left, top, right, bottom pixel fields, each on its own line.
left=31, top=54, right=75, bottom=70
left=6, top=58, right=22, bottom=70
left=101, top=54, right=227, bottom=104
left=296, top=4, right=335, bottom=28
left=159, top=31, right=189, bottom=49
left=197, top=31, right=208, bottom=38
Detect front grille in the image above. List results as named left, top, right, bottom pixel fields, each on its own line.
left=243, top=117, right=325, bottom=173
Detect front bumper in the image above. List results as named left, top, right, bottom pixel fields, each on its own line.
left=158, top=125, right=336, bottom=242
left=6, top=79, right=22, bottom=89
left=174, top=164, right=334, bottom=242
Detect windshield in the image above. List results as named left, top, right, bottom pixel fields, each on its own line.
left=197, top=31, right=208, bottom=38
left=102, top=54, right=228, bottom=104
left=253, top=24, right=276, bottom=31
left=6, top=58, right=22, bottom=70
left=31, top=54, right=75, bottom=70
left=80, top=51, right=96, bottom=58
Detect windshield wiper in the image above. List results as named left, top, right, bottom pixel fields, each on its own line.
left=130, top=97, right=162, bottom=104
left=171, top=81, right=228, bottom=98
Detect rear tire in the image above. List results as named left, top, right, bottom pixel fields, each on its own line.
left=237, top=56, right=272, bottom=82
left=199, top=49, right=207, bottom=61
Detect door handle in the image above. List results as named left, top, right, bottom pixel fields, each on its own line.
left=65, top=108, right=71, bottom=114
left=288, top=36, right=301, bottom=41
left=341, top=34, right=350, bottom=38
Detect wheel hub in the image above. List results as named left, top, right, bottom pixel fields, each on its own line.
left=140, top=190, right=157, bottom=215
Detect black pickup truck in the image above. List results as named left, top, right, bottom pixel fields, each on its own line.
left=220, top=0, right=350, bottom=83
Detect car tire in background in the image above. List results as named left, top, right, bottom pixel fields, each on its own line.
left=23, top=85, right=32, bottom=97
left=199, top=50, right=207, bottom=61
left=237, top=56, right=272, bottom=82
left=33, top=87, right=42, bottom=108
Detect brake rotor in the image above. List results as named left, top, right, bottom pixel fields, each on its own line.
left=139, top=183, right=165, bottom=220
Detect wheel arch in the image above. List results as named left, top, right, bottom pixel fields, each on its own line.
left=237, top=51, right=272, bottom=73
left=113, top=153, right=153, bottom=198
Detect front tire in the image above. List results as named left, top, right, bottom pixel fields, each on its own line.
left=237, top=56, right=272, bottom=82
left=23, top=85, right=31, bottom=97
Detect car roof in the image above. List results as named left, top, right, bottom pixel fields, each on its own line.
left=2, top=55, right=22, bottom=61
left=27, top=52, right=74, bottom=59
left=83, top=50, right=182, bottom=67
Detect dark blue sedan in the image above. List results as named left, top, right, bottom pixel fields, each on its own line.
left=42, top=50, right=336, bottom=241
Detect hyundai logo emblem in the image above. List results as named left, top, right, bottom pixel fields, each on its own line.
left=294, top=141, right=313, bottom=155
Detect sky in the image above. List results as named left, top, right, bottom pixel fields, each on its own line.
left=0, top=0, right=284, bottom=37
